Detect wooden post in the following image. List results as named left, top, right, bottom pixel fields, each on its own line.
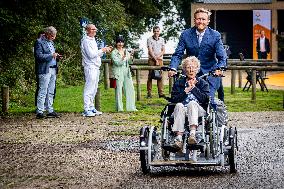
left=104, top=63, right=109, bottom=90
left=136, top=69, right=141, bottom=101
left=2, top=85, right=9, bottom=113
left=95, top=87, right=101, bottom=111
left=169, top=77, right=173, bottom=94
left=251, top=70, right=256, bottom=103
left=238, top=70, right=242, bottom=88
left=231, top=70, right=236, bottom=94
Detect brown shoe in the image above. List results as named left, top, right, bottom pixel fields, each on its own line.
left=173, top=140, right=183, bottom=150
left=188, top=134, right=197, bottom=144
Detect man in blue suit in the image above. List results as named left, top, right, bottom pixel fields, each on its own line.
left=34, top=26, right=61, bottom=119
left=169, top=8, right=227, bottom=103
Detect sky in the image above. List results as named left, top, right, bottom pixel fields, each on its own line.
left=137, top=10, right=182, bottom=58
left=137, top=30, right=180, bottom=58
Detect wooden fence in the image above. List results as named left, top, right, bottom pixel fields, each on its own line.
left=1, top=59, right=283, bottom=113
left=102, top=59, right=284, bottom=103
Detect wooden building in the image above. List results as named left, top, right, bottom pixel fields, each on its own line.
left=191, top=0, right=284, bottom=61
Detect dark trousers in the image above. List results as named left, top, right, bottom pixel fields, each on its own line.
left=257, top=51, right=268, bottom=77
left=257, top=51, right=268, bottom=59
left=217, top=79, right=224, bottom=102
left=147, top=59, right=164, bottom=96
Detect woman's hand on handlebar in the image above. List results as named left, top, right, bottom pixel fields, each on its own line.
left=168, top=70, right=177, bottom=77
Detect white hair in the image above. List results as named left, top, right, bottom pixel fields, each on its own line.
left=44, top=26, right=57, bottom=35
left=181, top=56, right=200, bottom=72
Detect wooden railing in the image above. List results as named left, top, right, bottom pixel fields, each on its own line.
left=2, top=59, right=283, bottom=113
left=102, top=59, right=284, bottom=103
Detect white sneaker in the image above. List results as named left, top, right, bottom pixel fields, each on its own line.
left=94, top=110, right=102, bottom=115
left=83, top=110, right=96, bottom=117
left=92, top=109, right=102, bottom=115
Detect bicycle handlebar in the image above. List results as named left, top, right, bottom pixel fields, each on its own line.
left=161, top=66, right=226, bottom=79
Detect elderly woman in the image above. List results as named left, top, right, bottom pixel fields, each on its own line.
left=111, top=36, right=137, bottom=112
left=170, top=56, right=209, bottom=149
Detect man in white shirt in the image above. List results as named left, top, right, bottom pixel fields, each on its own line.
left=256, top=30, right=270, bottom=59
left=147, top=26, right=165, bottom=98
left=81, top=24, right=112, bottom=117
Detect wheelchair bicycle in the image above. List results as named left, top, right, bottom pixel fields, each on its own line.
left=139, top=67, right=238, bottom=174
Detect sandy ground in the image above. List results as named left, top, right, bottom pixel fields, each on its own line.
left=0, top=111, right=283, bottom=188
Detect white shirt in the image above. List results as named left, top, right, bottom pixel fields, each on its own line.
left=147, top=36, right=165, bottom=59
left=196, top=29, right=206, bottom=46
left=260, top=37, right=266, bottom=52
left=81, top=36, right=104, bottom=68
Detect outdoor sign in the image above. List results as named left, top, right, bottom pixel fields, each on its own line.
left=253, top=10, right=271, bottom=59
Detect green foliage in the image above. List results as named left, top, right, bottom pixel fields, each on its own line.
left=160, top=0, right=195, bottom=41
left=0, top=0, right=173, bottom=95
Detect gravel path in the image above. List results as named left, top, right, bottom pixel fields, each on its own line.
left=0, top=111, right=283, bottom=189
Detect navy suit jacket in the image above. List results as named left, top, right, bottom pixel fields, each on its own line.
left=170, top=27, right=227, bottom=74
left=171, top=76, right=209, bottom=110
left=34, top=37, right=58, bottom=74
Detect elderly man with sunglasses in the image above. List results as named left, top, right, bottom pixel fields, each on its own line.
left=81, top=24, right=112, bottom=117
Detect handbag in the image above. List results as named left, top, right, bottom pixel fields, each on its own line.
left=109, top=78, right=117, bottom=88
left=151, top=70, right=162, bottom=80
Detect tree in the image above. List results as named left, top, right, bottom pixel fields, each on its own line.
left=161, top=0, right=194, bottom=41
left=0, top=0, right=192, bottom=97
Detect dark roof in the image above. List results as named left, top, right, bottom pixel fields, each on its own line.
left=194, top=0, right=272, bottom=3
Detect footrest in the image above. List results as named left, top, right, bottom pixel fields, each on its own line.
left=187, top=142, right=205, bottom=151
left=162, top=144, right=180, bottom=153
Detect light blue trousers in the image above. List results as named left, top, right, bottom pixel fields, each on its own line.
left=36, top=68, right=56, bottom=114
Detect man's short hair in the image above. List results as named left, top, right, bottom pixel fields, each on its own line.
left=44, top=26, right=57, bottom=35
left=182, top=56, right=200, bottom=72
left=194, top=8, right=212, bottom=20
left=86, top=24, right=95, bottom=30
left=153, top=26, right=160, bottom=32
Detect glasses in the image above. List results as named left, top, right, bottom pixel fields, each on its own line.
left=185, top=65, right=198, bottom=70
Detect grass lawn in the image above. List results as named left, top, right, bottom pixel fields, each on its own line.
left=6, top=83, right=284, bottom=115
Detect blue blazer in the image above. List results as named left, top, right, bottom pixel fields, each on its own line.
left=171, top=76, right=210, bottom=110
left=34, top=37, right=58, bottom=74
left=170, top=27, right=227, bottom=74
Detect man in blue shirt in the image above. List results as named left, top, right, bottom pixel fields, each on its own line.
left=169, top=8, right=226, bottom=102
left=34, top=26, right=61, bottom=119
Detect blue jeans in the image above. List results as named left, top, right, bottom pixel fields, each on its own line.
left=36, top=68, right=56, bottom=114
